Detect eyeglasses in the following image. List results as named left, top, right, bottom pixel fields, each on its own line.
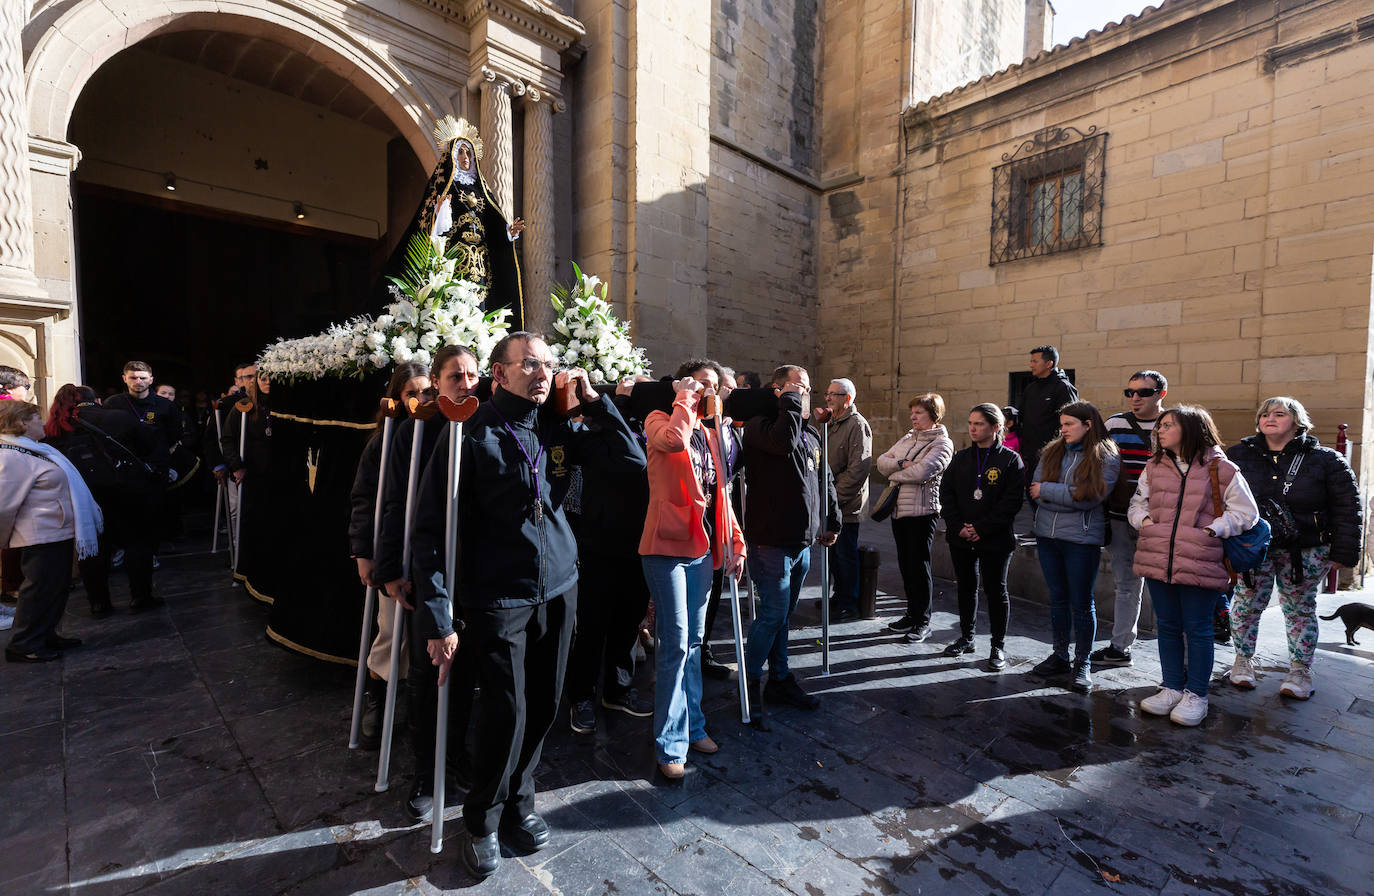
left=1156, top=421, right=1177, bottom=431
left=1123, top=388, right=1160, bottom=398
left=825, top=391, right=846, bottom=398
left=510, top=358, right=558, bottom=375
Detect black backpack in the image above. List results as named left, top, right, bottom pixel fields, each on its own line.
left=70, top=418, right=159, bottom=499
left=57, top=427, right=120, bottom=498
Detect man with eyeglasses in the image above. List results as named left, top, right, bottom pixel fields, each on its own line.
left=740, top=365, right=841, bottom=729
left=408, top=331, right=644, bottom=878
left=822, top=378, right=872, bottom=621
left=1092, top=369, right=1167, bottom=668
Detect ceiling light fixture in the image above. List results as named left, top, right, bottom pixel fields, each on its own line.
left=164, top=173, right=176, bottom=192
left=294, top=202, right=306, bottom=220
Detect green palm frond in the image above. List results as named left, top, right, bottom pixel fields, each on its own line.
left=399, top=233, right=439, bottom=290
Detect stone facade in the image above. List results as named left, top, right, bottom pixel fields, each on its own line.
left=820, top=0, right=1374, bottom=496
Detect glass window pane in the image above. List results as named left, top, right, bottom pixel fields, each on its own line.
left=1061, top=172, right=1083, bottom=240
left=1030, top=180, right=1056, bottom=247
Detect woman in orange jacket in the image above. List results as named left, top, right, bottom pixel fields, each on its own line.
left=640, top=359, right=746, bottom=780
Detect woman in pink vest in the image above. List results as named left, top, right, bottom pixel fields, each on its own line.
left=640, top=360, right=746, bottom=780
left=1128, top=405, right=1258, bottom=726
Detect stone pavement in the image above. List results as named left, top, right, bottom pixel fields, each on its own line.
left=3, top=519, right=1374, bottom=896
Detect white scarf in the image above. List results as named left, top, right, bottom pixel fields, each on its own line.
left=2, top=433, right=104, bottom=559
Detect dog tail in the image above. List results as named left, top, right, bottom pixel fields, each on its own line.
left=1318, top=611, right=1339, bottom=620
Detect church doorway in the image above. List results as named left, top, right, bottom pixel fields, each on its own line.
left=66, top=29, right=427, bottom=399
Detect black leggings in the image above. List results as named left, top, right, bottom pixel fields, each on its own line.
left=892, top=514, right=938, bottom=625
left=949, top=545, right=1012, bottom=647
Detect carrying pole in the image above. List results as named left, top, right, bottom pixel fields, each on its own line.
left=211, top=404, right=226, bottom=556
left=706, top=396, right=750, bottom=723
left=432, top=394, right=478, bottom=853
left=376, top=399, right=440, bottom=792
left=231, top=397, right=252, bottom=582
left=349, top=400, right=399, bottom=749
left=819, top=418, right=831, bottom=675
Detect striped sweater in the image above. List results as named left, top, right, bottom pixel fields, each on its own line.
left=1105, top=412, right=1157, bottom=520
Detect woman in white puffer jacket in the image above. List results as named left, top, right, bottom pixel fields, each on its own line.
left=876, top=393, right=954, bottom=642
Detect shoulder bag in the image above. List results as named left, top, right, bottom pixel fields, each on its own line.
left=1207, top=461, right=1271, bottom=577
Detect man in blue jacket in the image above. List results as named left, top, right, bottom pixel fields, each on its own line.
left=409, top=332, right=645, bottom=879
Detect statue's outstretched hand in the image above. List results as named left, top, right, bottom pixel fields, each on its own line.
left=508, top=218, right=527, bottom=239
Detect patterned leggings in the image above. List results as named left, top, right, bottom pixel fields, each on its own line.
left=1230, top=545, right=1329, bottom=668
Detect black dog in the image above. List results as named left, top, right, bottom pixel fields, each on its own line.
left=1320, top=602, right=1374, bottom=646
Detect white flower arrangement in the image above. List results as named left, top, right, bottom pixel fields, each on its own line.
left=548, top=263, right=650, bottom=383
left=257, top=233, right=511, bottom=382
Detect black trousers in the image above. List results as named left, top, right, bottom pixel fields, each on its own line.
left=8, top=540, right=73, bottom=653
left=79, top=501, right=156, bottom=607
left=407, top=607, right=476, bottom=783
left=949, top=545, right=1012, bottom=647
left=892, top=514, right=938, bottom=625
left=463, top=590, right=575, bottom=837
left=567, top=549, right=647, bottom=702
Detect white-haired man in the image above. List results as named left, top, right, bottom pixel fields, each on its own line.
left=823, top=378, right=872, bottom=620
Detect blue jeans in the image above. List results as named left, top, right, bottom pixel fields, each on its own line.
left=829, top=521, right=861, bottom=611
left=642, top=553, right=712, bottom=764
left=744, top=543, right=811, bottom=684
left=1147, top=579, right=1219, bottom=697
left=1036, top=537, right=1100, bottom=662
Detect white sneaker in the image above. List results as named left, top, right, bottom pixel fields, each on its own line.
left=1229, top=654, right=1257, bottom=689
left=1170, top=691, right=1209, bottom=727
left=0, top=605, right=14, bottom=631
left=1279, top=664, right=1314, bottom=700
left=1140, top=687, right=1185, bottom=716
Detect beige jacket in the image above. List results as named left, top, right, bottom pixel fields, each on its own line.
left=826, top=406, right=872, bottom=523
left=876, top=425, right=954, bottom=519
left=0, top=440, right=75, bottom=548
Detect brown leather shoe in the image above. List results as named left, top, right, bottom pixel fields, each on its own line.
left=658, top=762, right=685, bottom=780
left=689, top=736, right=719, bottom=755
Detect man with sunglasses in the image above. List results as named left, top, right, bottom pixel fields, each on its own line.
left=408, top=331, right=644, bottom=878
left=1092, top=370, right=1167, bottom=667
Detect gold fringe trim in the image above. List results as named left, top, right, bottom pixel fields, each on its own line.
left=266, top=625, right=357, bottom=666
left=271, top=411, right=374, bottom=430
left=234, top=572, right=275, bottom=605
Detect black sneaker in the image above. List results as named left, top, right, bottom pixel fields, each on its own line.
left=405, top=776, right=434, bottom=822
left=1088, top=645, right=1133, bottom=667
left=1031, top=653, right=1072, bottom=677
left=764, top=675, right=820, bottom=710
left=569, top=699, right=596, bottom=734
left=943, top=636, right=975, bottom=657
left=988, top=647, right=1007, bottom=671
left=1213, top=607, right=1232, bottom=645
left=5, top=646, right=60, bottom=663
left=701, top=650, right=734, bottom=680
left=358, top=684, right=383, bottom=750
left=831, top=605, right=860, bottom=622
left=1072, top=660, right=1093, bottom=693
left=887, top=615, right=917, bottom=633
left=903, top=624, right=932, bottom=643
left=601, top=689, right=653, bottom=718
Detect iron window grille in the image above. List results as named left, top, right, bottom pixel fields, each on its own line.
left=990, top=126, right=1106, bottom=264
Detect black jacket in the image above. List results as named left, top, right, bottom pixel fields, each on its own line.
left=741, top=391, right=841, bottom=548
left=570, top=396, right=650, bottom=554
left=409, top=388, right=646, bottom=639
left=105, top=392, right=184, bottom=473
left=939, top=443, right=1025, bottom=554
left=1018, top=369, right=1078, bottom=471
left=372, top=413, right=444, bottom=586
left=348, top=425, right=401, bottom=559
left=1226, top=433, right=1362, bottom=567
left=220, top=400, right=271, bottom=475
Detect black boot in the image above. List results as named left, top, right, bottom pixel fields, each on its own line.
left=747, top=678, right=771, bottom=732
left=359, top=677, right=384, bottom=749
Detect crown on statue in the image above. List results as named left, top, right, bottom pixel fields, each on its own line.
left=433, top=116, right=484, bottom=160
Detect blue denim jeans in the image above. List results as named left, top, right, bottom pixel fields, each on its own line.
left=829, top=521, right=861, bottom=611
left=1036, top=537, right=1100, bottom=662
left=642, top=553, right=712, bottom=764
left=744, top=543, right=811, bottom=684
left=1146, top=579, right=1219, bottom=697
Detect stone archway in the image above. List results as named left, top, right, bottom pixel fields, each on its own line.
left=17, top=0, right=467, bottom=390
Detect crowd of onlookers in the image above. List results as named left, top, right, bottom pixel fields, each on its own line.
left=0, top=339, right=1364, bottom=875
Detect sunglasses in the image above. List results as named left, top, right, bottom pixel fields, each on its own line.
left=1123, top=388, right=1160, bottom=398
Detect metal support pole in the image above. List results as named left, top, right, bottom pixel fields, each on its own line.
left=350, top=410, right=395, bottom=749
left=231, top=404, right=248, bottom=581
left=376, top=415, right=427, bottom=792
left=432, top=400, right=472, bottom=853
left=211, top=407, right=225, bottom=555
left=820, top=420, right=831, bottom=675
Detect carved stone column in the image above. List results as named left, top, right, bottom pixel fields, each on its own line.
left=475, top=66, right=521, bottom=220
left=522, top=89, right=559, bottom=336
left=0, top=1, right=44, bottom=298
